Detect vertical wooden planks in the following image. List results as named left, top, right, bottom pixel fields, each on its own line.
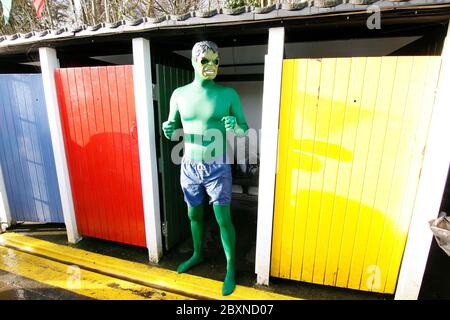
left=0, top=76, right=24, bottom=221
left=334, top=57, right=367, bottom=288
left=290, top=59, right=321, bottom=281
left=323, top=58, right=352, bottom=287
left=76, top=67, right=98, bottom=238
left=358, top=57, right=399, bottom=292
left=388, top=57, right=442, bottom=294
left=0, top=74, right=63, bottom=223
left=373, top=57, right=416, bottom=292
left=271, top=59, right=295, bottom=278
left=108, top=66, right=126, bottom=244
left=98, top=66, right=118, bottom=241
left=57, top=68, right=86, bottom=235
left=33, top=74, right=62, bottom=222
left=298, top=58, right=323, bottom=283
left=346, top=57, right=383, bottom=290
left=271, top=57, right=442, bottom=294
left=124, top=65, right=146, bottom=246
left=12, top=76, right=43, bottom=221
left=361, top=58, right=413, bottom=293
left=311, top=58, right=338, bottom=285
left=65, top=68, right=90, bottom=236
left=88, top=67, right=110, bottom=241
left=5, top=76, right=36, bottom=222
left=308, top=58, right=337, bottom=285
left=55, top=66, right=146, bottom=247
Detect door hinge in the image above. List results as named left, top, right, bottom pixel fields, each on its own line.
left=162, top=222, right=168, bottom=237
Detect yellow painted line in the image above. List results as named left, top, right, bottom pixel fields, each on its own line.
left=0, top=233, right=299, bottom=300
left=0, top=246, right=190, bottom=300
left=12, top=231, right=69, bottom=236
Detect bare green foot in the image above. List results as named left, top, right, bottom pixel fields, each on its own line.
left=177, top=255, right=204, bottom=273
left=222, top=271, right=235, bottom=296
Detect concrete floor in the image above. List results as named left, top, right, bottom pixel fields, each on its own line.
left=5, top=201, right=396, bottom=300
left=0, top=269, right=91, bottom=300
left=5, top=195, right=448, bottom=300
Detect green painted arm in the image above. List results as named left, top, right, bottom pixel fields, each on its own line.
left=221, top=88, right=249, bottom=137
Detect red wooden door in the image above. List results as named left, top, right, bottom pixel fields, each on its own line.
left=55, top=66, right=146, bottom=247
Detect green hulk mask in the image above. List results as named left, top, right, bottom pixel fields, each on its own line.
left=162, top=41, right=249, bottom=296
left=194, top=48, right=219, bottom=80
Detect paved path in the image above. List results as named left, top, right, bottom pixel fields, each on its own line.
left=0, top=269, right=92, bottom=300
left=0, top=246, right=190, bottom=300
left=0, top=232, right=298, bottom=300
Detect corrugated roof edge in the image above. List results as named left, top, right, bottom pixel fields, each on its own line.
left=1, top=0, right=450, bottom=51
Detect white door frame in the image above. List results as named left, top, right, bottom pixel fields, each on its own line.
left=395, top=22, right=450, bottom=300
left=0, top=163, right=12, bottom=230
left=132, top=38, right=163, bottom=263
left=255, top=27, right=285, bottom=286
left=39, top=47, right=81, bottom=244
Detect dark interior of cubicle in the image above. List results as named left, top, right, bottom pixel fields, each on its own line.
left=419, top=167, right=450, bottom=300
left=148, top=29, right=268, bottom=289
left=1, top=13, right=449, bottom=299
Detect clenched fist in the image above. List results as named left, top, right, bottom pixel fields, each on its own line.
left=221, top=116, right=236, bottom=132
left=162, top=120, right=176, bottom=140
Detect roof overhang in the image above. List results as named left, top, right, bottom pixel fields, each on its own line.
left=1, top=1, right=450, bottom=58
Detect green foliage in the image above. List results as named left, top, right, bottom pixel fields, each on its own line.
left=246, top=0, right=261, bottom=7
left=0, top=0, right=279, bottom=35
left=0, top=0, right=47, bottom=35
left=223, top=0, right=245, bottom=9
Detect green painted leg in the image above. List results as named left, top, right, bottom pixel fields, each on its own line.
left=213, top=204, right=236, bottom=296
left=177, top=204, right=205, bottom=273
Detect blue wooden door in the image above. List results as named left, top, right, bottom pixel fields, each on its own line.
left=0, top=74, right=63, bottom=223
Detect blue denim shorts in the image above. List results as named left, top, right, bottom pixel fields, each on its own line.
left=180, top=156, right=232, bottom=208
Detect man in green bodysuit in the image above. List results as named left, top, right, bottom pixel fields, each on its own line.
left=162, top=41, right=249, bottom=296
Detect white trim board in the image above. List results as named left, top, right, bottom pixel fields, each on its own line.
left=395, top=23, right=450, bottom=300
left=132, top=38, right=163, bottom=263
left=39, top=47, right=81, bottom=244
left=255, top=27, right=285, bottom=286
left=0, top=163, right=11, bottom=229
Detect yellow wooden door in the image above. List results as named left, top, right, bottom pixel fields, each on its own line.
left=271, top=57, right=442, bottom=294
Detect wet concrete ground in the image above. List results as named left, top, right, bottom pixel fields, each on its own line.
left=5, top=198, right=448, bottom=300
left=0, top=269, right=91, bottom=300
left=4, top=200, right=394, bottom=300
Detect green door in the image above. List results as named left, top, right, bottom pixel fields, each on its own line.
left=156, top=63, right=193, bottom=251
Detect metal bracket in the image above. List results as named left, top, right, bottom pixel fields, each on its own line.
left=162, top=221, right=168, bottom=237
